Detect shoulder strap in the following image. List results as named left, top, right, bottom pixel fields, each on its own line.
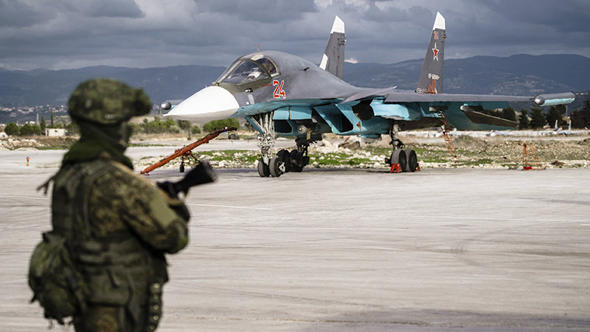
left=71, top=161, right=114, bottom=240
left=37, top=175, right=57, bottom=195
left=49, top=161, right=112, bottom=240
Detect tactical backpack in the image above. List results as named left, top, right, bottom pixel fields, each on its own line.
left=28, top=161, right=109, bottom=325
left=28, top=231, right=87, bottom=324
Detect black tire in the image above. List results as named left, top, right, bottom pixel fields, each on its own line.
left=405, top=149, right=418, bottom=172
left=390, top=149, right=407, bottom=172
left=277, top=149, right=291, bottom=172
left=302, top=156, right=310, bottom=166
left=277, top=149, right=290, bottom=162
left=269, top=157, right=285, bottom=177
left=257, top=158, right=270, bottom=177
left=289, top=149, right=304, bottom=172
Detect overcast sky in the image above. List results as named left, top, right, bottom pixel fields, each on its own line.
left=1, top=0, right=589, bottom=70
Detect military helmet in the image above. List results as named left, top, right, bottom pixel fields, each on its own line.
left=68, top=78, right=151, bottom=125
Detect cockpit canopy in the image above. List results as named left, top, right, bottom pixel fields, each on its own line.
left=216, top=53, right=279, bottom=85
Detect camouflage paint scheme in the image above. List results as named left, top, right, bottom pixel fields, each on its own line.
left=53, top=157, right=189, bottom=332
left=49, top=79, right=189, bottom=331
left=166, top=12, right=575, bottom=136
left=164, top=12, right=575, bottom=177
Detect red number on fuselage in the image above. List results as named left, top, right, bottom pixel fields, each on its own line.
left=273, top=80, right=286, bottom=99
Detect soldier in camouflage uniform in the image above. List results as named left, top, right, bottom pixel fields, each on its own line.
left=53, top=78, right=190, bottom=331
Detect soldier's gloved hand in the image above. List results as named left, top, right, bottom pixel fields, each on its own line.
left=156, top=181, right=177, bottom=198
left=155, top=182, right=191, bottom=221
left=170, top=202, right=191, bottom=222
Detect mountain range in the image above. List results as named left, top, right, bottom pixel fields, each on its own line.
left=1, top=54, right=588, bottom=120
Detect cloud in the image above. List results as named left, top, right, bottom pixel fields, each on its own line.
left=481, top=0, right=590, bottom=33
left=62, top=0, right=145, bottom=18
left=194, top=0, right=317, bottom=22
left=0, top=0, right=53, bottom=27
left=0, top=0, right=588, bottom=70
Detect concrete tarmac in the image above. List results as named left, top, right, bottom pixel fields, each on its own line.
left=1, top=149, right=589, bottom=331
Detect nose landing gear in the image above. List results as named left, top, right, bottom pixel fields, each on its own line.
left=266, top=139, right=311, bottom=177
left=385, top=123, right=419, bottom=173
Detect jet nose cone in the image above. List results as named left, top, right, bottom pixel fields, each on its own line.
left=164, top=86, right=239, bottom=122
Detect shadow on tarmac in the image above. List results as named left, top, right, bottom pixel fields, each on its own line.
left=299, top=309, right=590, bottom=331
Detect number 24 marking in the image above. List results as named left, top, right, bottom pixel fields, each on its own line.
left=273, top=80, right=286, bottom=99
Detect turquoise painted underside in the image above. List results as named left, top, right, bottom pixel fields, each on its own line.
left=234, top=99, right=338, bottom=118
left=272, top=106, right=313, bottom=120
left=370, top=99, right=412, bottom=120
left=241, top=99, right=517, bottom=136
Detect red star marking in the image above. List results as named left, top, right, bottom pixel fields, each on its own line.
left=432, top=42, right=439, bottom=61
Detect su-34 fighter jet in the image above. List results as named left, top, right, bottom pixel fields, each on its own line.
left=164, top=12, right=576, bottom=177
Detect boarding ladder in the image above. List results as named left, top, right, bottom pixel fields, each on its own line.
left=522, top=143, right=544, bottom=170
left=440, top=114, right=457, bottom=162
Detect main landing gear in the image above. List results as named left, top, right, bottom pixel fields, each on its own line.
left=385, top=124, right=419, bottom=173
left=259, top=138, right=311, bottom=178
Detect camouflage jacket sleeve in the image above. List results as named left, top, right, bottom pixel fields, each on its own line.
left=89, top=161, right=189, bottom=253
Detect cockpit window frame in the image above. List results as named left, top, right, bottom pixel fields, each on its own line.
left=253, top=56, right=279, bottom=78
left=215, top=59, right=242, bottom=84
left=215, top=54, right=280, bottom=86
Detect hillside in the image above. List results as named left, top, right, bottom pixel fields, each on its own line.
left=1, top=54, right=589, bottom=123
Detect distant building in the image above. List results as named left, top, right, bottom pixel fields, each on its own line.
left=45, top=128, right=66, bottom=137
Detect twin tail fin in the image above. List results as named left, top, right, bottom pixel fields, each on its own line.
left=416, top=12, right=446, bottom=94
left=320, top=16, right=346, bottom=79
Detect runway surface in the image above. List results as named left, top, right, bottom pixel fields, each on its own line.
left=1, top=149, right=589, bottom=331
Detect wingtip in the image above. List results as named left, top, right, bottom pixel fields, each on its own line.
left=331, top=16, right=345, bottom=34
left=433, top=11, right=445, bottom=30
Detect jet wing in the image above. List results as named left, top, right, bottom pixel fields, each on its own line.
left=343, top=89, right=576, bottom=106
left=343, top=89, right=532, bottom=104
left=337, top=89, right=576, bottom=130
left=342, top=87, right=398, bottom=103
left=384, top=92, right=532, bottom=103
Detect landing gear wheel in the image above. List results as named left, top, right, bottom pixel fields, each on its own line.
left=277, top=149, right=290, bottom=161
left=269, top=157, right=285, bottom=177
left=391, top=149, right=407, bottom=172
left=257, top=158, right=270, bottom=177
left=277, top=149, right=291, bottom=172
left=405, top=149, right=418, bottom=172
left=289, top=149, right=305, bottom=172
left=302, top=156, right=310, bottom=166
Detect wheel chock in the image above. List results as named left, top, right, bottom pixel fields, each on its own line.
left=416, top=163, right=421, bottom=171
left=390, top=163, right=401, bottom=173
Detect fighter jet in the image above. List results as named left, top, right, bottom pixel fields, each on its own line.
left=164, top=12, right=576, bottom=177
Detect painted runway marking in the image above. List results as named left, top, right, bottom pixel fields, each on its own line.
left=189, top=203, right=272, bottom=211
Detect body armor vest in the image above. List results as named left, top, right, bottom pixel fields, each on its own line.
left=51, top=160, right=161, bottom=326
